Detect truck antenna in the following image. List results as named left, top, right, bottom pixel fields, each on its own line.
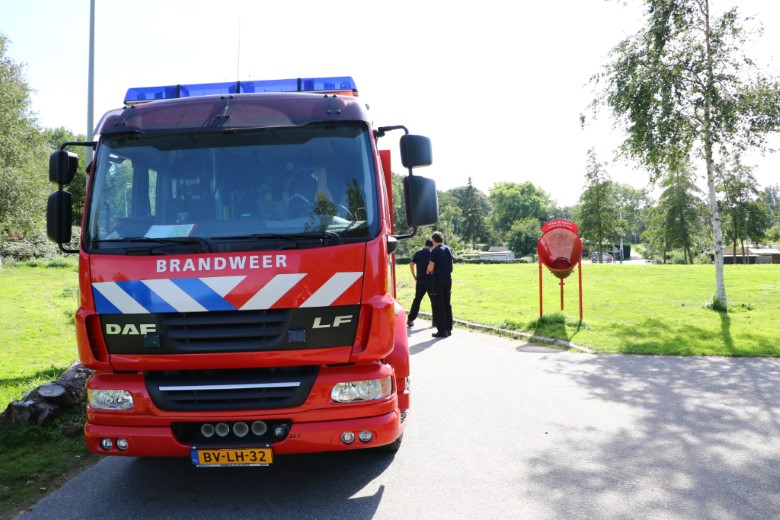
left=236, top=19, right=242, bottom=85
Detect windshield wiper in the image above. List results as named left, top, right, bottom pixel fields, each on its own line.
left=212, top=231, right=343, bottom=246
left=96, top=237, right=210, bottom=253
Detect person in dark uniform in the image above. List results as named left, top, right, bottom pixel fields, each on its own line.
left=426, top=231, right=453, bottom=338
left=407, top=239, right=434, bottom=328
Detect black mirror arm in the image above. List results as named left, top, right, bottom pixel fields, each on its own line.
left=375, top=125, right=409, bottom=141
left=392, top=226, right=418, bottom=241
left=58, top=243, right=79, bottom=254
left=59, top=141, right=97, bottom=152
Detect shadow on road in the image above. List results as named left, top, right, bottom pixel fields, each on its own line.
left=21, top=450, right=396, bottom=519
left=525, top=355, right=780, bottom=519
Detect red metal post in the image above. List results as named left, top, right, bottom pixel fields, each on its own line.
left=559, top=279, right=565, bottom=311
left=538, top=259, right=543, bottom=317
left=578, top=262, right=583, bottom=320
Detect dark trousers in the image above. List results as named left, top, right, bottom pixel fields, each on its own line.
left=407, top=280, right=432, bottom=324
left=430, top=276, right=452, bottom=334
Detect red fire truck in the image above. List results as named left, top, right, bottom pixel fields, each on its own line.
left=46, top=76, right=438, bottom=466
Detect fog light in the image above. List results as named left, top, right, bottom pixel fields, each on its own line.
left=201, top=424, right=215, bottom=438
left=116, top=438, right=128, bottom=451
left=100, top=438, right=113, bottom=450
left=273, top=425, right=288, bottom=439
left=251, top=421, right=268, bottom=436
left=215, top=423, right=230, bottom=437
left=358, top=430, right=373, bottom=443
left=233, top=422, right=249, bottom=438
left=341, top=431, right=355, bottom=445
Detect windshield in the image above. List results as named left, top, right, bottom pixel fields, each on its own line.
left=85, top=123, right=379, bottom=253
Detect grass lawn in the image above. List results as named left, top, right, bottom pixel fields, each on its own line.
left=0, top=259, right=98, bottom=519
left=0, top=261, right=81, bottom=407
left=0, top=410, right=96, bottom=519
left=0, top=258, right=778, bottom=517
left=396, top=262, right=780, bottom=356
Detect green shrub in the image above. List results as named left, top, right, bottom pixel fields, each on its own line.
left=667, top=250, right=689, bottom=264
left=0, top=231, right=59, bottom=261
left=0, top=227, right=80, bottom=261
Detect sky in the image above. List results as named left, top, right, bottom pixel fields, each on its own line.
left=2, top=0, right=780, bottom=207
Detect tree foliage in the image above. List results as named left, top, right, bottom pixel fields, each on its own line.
left=488, top=181, right=551, bottom=241
left=455, top=177, right=490, bottom=248
left=760, top=184, right=780, bottom=214
left=575, top=149, right=619, bottom=261
left=717, top=157, right=763, bottom=259
left=613, top=183, right=651, bottom=243
left=650, top=161, right=707, bottom=263
left=0, top=35, right=49, bottom=237
left=436, top=190, right=462, bottom=244
left=505, top=217, right=542, bottom=257
left=592, top=0, right=780, bottom=304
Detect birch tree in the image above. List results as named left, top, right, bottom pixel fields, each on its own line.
left=592, top=0, right=780, bottom=306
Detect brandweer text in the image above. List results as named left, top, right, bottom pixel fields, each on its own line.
left=156, top=255, right=288, bottom=273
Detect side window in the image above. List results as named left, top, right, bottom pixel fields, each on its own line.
left=106, top=160, right=134, bottom=218
left=95, top=159, right=134, bottom=238
left=99, top=159, right=157, bottom=238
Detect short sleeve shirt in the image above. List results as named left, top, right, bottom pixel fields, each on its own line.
left=429, top=244, right=453, bottom=278
left=412, top=248, right=432, bottom=281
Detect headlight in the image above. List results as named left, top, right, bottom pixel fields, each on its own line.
left=331, top=377, right=393, bottom=403
left=88, top=389, right=134, bottom=410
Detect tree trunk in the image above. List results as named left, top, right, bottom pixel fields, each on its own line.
left=705, top=146, right=727, bottom=302
left=704, top=0, right=727, bottom=305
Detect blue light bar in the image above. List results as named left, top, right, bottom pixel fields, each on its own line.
left=124, top=76, right=357, bottom=104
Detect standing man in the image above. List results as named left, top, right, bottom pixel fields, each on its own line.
left=427, top=231, right=453, bottom=338
left=407, top=239, right=434, bottom=328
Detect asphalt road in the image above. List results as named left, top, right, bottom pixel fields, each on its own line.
left=19, top=322, right=780, bottom=519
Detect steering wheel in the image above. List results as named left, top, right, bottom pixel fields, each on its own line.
left=286, top=169, right=353, bottom=220
left=333, top=203, right=353, bottom=220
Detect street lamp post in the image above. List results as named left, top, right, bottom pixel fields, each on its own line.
left=87, top=0, right=95, bottom=163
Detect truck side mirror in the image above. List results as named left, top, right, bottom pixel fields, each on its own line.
left=400, top=135, right=432, bottom=169
left=404, top=175, right=438, bottom=228
left=47, top=191, right=73, bottom=244
left=49, top=150, right=79, bottom=185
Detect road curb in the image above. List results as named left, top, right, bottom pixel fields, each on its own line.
left=415, top=312, right=596, bottom=354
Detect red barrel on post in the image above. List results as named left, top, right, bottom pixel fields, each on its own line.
left=537, top=219, right=583, bottom=319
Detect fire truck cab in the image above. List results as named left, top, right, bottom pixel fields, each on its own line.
left=46, top=76, right=437, bottom=466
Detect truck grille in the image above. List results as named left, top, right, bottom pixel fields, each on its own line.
left=146, top=366, right=318, bottom=411
left=159, top=309, right=290, bottom=352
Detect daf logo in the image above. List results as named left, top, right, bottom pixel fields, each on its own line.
left=312, top=315, right=353, bottom=329
left=105, top=323, right=157, bottom=335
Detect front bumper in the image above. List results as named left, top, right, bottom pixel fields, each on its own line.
left=85, top=409, right=403, bottom=456
left=84, top=362, right=407, bottom=458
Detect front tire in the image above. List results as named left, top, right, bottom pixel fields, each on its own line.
left=380, top=433, right=403, bottom=453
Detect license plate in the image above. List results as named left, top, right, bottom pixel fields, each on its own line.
left=190, top=447, right=273, bottom=467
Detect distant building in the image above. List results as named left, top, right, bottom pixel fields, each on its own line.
left=461, top=246, right=516, bottom=262
left=722, top=247, right=780, bottom=264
